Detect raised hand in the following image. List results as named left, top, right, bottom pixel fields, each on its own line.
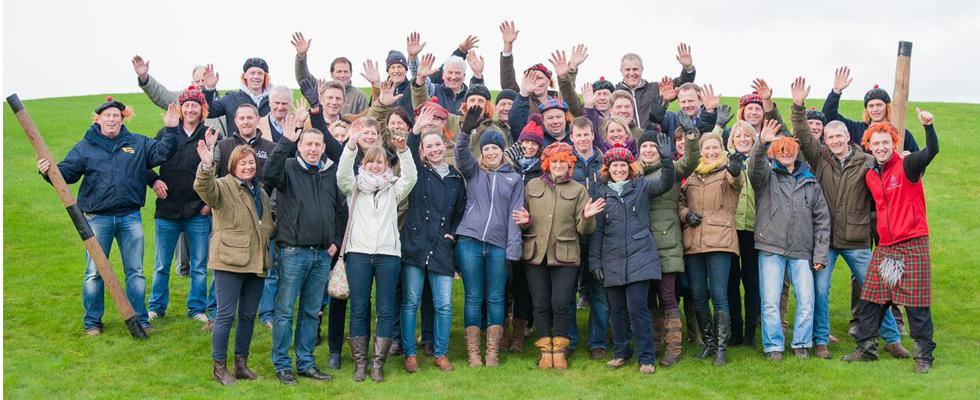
left=519, top=70, right=536, bottom=97
left=197, top=128, right=218, bottom=165
left=582, top=197, right=605, bottom=218
left=569, top=44, right=589, bottom=70
left=791, top=76, right=811, bottom=106
left=299, top=77, right=320, bottom=108
left=282, top=113, right=301, bottom=143
left=360, top=59, right=381, bottom=87
left=581, top=82, right=596, bottom=108
left=132, top=55, right=149, bottom=81
left=347, top=119, right=365, bottom=146
left=391, top=135, right=408, bottom=152
left=499, top=20, right=519, bottom=53
left=512, top=207, right=530, bottom=225
left=462, top=105, right=483, bottom=133
left=417, top=53, right=437, bottom=79
left=466, top=50, right=485, bottom=79
left=203, top=64, right=219, bottom=89
left=727, top=152, right=745, bottom=177
left=153, top=180, right=169, bottom=199
left=164, top=103, right=180, bottom=128
left=378, top=80, right=404, bottom=107
left=717, top=104, right=734, bottom=128
left=760, top=119, right=782, bottom=143
left=678, top=113, right=698, bottom=133
left=458, top=35, right=480, bottom=53
left=656, top=133, right=674, bottom=160
left=549, top=50, right=570, bottom=79
left=676, top=42, right=693, bottom=69
left=699, top=84, right=720, bottom=112
left=833, top=66, right=853, bottom=94
left=751, top=78, right=772, bottom=100
left=406, top=32, right=426, bottom=59
left=413, top=106, right=436, bottom=135
left=292, top=98, right=310, bottom=125
left=916, top=107, right=934, bottom=125
left=659, top=76, right=677, bottom=102
left=291, top=31, right=311, bottom=56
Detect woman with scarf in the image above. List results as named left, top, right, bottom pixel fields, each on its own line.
left=678, top=130, right=745, bottom=366
left=511, top=143, right=603, bottom=370
left=337, top=120, right=418, bottom=383
left=725, top=120, right=761, bottom=347
left=590, top=135, right=675, bottom=375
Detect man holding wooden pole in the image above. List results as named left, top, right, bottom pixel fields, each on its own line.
left=34, top=96, right=180, bottom=336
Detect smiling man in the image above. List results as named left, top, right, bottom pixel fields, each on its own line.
left=202, top=58, right=273, bottom=136
left=616, top=45, right=696, bottom=126
left=213, top=104, right=276, bottom=182
left=822, top=67, right=919, bottom=152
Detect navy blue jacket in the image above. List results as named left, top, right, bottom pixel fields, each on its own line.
left=400, top=133, right=467, bottom=276
left=53, top=124, right=179, bottom=215
left=204, top=89, right=271, bottom=136
left=589, top=157, right=675, bottom=287
left=572, top=148, right=604, bottom=198
left=822, top=90, right=919, bottom=152
left=507, top=94, right=573, bottom=147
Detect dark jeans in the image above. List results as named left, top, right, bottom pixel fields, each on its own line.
left=854, top=300, right=935, bottom=363
left=729, top=230, right=760, bottom=335
left=510, top=262, right=534, bottom=321
left=211, top=270, right=263, bottom=361
left=327, top=297, right=347, bottom=354
left=272, top=246, right=332, bottom=372
left=525, top=264, right=578, bottom=338
left=346, top=252, right=401, bottom=338
left=685, top=251, right=732, bottom=314
left=608, top=280, right=655, bottom=365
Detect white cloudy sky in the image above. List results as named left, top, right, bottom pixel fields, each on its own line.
left=4, top=0, right=979, bottom=103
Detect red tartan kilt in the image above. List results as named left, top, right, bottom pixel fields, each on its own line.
left=861, top=236, right=932, bottom=307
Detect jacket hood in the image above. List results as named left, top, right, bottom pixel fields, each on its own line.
left=772, top=160, right=815, bottom=182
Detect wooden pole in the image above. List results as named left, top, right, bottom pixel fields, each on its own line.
left=893, top=41, right=913, bottom=150
left=6, top=94, right=148, bottom=339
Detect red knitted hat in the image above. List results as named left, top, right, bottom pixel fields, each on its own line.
left=518, top=114, right=545, bottom=146
left=178, top=86, right=206, bottom=105
left=525, top=63, right=553, bottom=81
left=414, top=97, right=449, bottom=120
left=604, top=143, right=635, bottom=165
left=739, top=91, right=763, bottom=108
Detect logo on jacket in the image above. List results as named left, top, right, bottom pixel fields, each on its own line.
left=121, top=146, right=135, bottom=154
left=256, top=150, right=268, bottom=159
left=887, top=176, right=900, bottom=190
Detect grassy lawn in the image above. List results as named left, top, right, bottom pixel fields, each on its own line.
left=4, top=91, right=979, bottom=399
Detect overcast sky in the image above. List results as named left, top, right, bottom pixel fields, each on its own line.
left=4, top=0, right=979, bottom=103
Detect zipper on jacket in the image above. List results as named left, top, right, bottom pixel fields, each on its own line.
left=481, top=173, right=498, bottom=241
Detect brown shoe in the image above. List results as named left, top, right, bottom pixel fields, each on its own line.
left=465, top=327, right=483, bottom=367
left=485, top=325, right=503, bottom=367
left=85, top=327, right=102, bottom=336
left=886, top=342, right=911, bottom=359
left=551, top=337, right=570, bottom=370
left=841, top=340, right=878, bottom=362
left=814, top=345, right=832, bottom=359
left=590, top=348, right=607, bottom=360
left=639, top=364, right=655, bottom=375
left=914, top=360, right=931, bottom=374
left=508, top=319, right=528, bottom=353
left=606, top=358, right=629, bottom=369
left=534, top=337, right=553, bottom=369
left=794, top=348, right=810, bottom=359
left=766, top=352, right=783, bottom=362
left=213, top=360, right=236, bottom=385
left=434, top=356, right=455, bottom=371
left=404, top=355, right=419, bottom=373
left=233, top=355, right=257, bottom=380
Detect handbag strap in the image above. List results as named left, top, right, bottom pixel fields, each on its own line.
left=337, top=188, right=359, bottom=257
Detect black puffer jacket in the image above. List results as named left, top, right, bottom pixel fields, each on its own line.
left=147, top=124, right=209, bottom=220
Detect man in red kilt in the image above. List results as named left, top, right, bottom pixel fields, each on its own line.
left=842, top=108, right=939, bottom=374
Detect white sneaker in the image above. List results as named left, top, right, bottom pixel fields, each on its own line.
left=148, top=311, right=160, bottom=321
left=192, top=313, right=210, bottom=323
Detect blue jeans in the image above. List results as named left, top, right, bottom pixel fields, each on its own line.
left=401, top=264, right=453, bottom=358
left=149, top=215, right=212, bottom=317
left=760, top=252, right=815, bottom=352
left=83, top=211, right=149, bottom=329
left=455, top=237, right=508, bottom=327
left=685, top=252, right=732, bottom=314
left=271, top=246, right=332, bottom=372
left=818, top=248, right=901, bottom=345
left=346, top=252, right=401, bottom=338
left=258, top=241, right=278, bottom=324
left=574, top=244, right=609, bottom=350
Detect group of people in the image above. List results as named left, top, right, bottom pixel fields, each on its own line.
left=37, top=22, right=941, bottom=385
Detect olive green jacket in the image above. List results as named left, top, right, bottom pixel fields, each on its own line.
left=520, top=177, right=595, bottom=266
left=644, top=130, right=700, bottom=274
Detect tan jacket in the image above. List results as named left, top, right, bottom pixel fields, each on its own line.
left=520, top=177, right=596, bottom=266
left=679, top=166, right=743, bottom=255
left=193, top=163, right=275, bottom=275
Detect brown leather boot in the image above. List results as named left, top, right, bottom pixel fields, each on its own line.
left=485, top=325, right=503, bottom=367
left=500, top=316, right=513, bottom=351
left=213, top=360, right=236, bottom=385
left=508, top=319, right=528, bottom=352
left=551, top=336, right=570, bottom=370
left=886, top=342, right=912, bottom=359
left=233, top=355, right=257, bottom=380
left=534, top=337, right=553, bottom=369
left=348, top=336, right=369, bottom=382
left=434, top=356, right=455, bottom=371
left=464, top=326, right=483, bottom=367
left=370, top=337, right=393, bottom=383
left=404, top=355, right=419, bottom=373
left=814, top=345, right=832, bottom=359
left=660, top=309, right=683, bottom=367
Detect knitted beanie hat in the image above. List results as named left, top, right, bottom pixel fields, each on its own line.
left=242, top=57, right=269, bottom=73
left=518, top=114, right=545, bottom=146
left=864, top=84, right=891, bottom=106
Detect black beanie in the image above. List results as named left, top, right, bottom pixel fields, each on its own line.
left=243, top=57, right=269, bottom=73
left=806, top=107, right=827, bottom=124
left=637, top=129, right=660, bottom=148
left=863, top=84, right=891, bottom=106
left=467, top=84, right=492, bottom=100
left=592, top=76, right=615, bottom=93
left=496, top=89, right=518, bottom=104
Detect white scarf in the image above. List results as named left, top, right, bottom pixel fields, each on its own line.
left=356, top=169, right=395, bottom=194
left=240, top=83, right=269, bottom=106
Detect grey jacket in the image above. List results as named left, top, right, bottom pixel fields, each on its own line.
left=454, top=130, right=525, bottom=261
left=748, top=140, right=831, bottom=264
left=137, top=74, right=228, bottom=137
left=294, top=55, right=368, bottom=115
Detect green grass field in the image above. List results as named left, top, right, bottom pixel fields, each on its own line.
left=4, top=91, right=980, bottom=399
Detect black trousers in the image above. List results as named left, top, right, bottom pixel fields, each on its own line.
left=510, top=262, right=534, bottom=321
left=526, top=264, right=578, bottom=338
left=851, top=277, right=905, bottom=329
left=854, top=300, right=935, bottom=363
left=728, top=230, right=760, bottom=338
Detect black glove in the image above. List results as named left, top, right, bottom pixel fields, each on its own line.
left=592, top=268, right=604, bottom=284
left=461, top=106, right=483, bottom=134
left=717, top=104, right=734, bottom=129
left=656, top=133, right=674, bottom=161
left=727, top=152, right=745, bottom=177
left=685, top=211, right=702, bottom=227
left=677, top=114, right=698, bottom=134
left=299, top=77, right=320, bottom=109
